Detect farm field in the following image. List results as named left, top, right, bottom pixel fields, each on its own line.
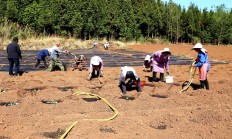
left=0, top=43, right=232, bottom=139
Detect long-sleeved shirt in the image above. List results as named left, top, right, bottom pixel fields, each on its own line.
left=89, top=56, right=103, bottom=72
left=120, top=66, right=139, bottom=82
left=37, top=49, right=50, bottom=60
left=47, top=45, right=63, bottom=59
left=151, top=50, right=170, bottom=72
left=194, top=51, right=210, bottom=71
left=7, top=41, right=22, bottom=59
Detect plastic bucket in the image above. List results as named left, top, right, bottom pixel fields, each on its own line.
left=165, top=76, right=173, bottom=83
left=133, top=81, right=146, bottom=86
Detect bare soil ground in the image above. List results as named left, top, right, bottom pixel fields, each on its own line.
left=0, top=43, right=232, bottom=139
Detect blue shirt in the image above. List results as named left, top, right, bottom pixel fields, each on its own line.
left=37, top=49, right=49, bottom=60
left=194, top=51, right=210, bottom=71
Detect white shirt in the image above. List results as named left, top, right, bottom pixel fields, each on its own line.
left=89, top=56, right=103, bottom=72
left=120, top=66, right=139, bottom=82
left=47, top=45, right=63, bottom=59
left=104, top=43, right=109, bottom=48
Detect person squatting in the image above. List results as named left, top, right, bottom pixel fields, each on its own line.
left=119, top=66, right=142, bottom=96
left=88, top=55, right=103, bottom=80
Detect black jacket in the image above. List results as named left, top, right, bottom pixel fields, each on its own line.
left=7, top=41, right=22, bottom=59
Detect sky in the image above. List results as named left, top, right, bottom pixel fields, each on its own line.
left=162, top=0, right=232, bottom=11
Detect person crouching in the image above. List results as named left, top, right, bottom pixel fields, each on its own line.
left=34, top=49, right=50, bottom=69
left=143, top=55, right=152, bottom=72
left=88, top=56, right=103, bottom=80
left=119, top=66, right=142, bottom=96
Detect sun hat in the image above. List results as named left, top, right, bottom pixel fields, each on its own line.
left=192, top=43, right=203, bottom=49
left=161, top=48, right=171, bottom=54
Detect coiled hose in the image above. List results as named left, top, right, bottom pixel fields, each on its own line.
left=179, top=61, right=197, bottom=92
left=60, top=91, right=118, bottom=139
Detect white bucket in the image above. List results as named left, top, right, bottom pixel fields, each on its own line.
left=165, top=75, right=173, bottom=83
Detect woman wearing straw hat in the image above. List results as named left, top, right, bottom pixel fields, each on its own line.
left=192, top=43, right=210, bottom=90
left=151, top=48, right=171, bottom=82
left=88, top=56, right=103, bottom=80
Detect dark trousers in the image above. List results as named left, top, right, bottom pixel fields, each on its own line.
left=91, top=69, right=101, bottom=77
left=35, top=59, right=47, bottom=68
left=8, top=58, right=20, bottom=75
left=152, top=72, right=164, bottom=82
left=119, top=71, right=142, bottom=94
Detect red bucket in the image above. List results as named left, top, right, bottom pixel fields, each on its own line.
left=133, top=81, right=146, bottom=86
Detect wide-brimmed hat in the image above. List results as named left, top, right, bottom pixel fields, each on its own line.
left=192, top=43, right=203, bottom=50
left=161, top=48, right=171, bottom=54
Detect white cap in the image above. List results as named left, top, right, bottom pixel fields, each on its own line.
left=192, top=43, right=203, bottom=49
left=145, top=55, right=151, bottom=60
left=91, top=60, right=100, bottom=65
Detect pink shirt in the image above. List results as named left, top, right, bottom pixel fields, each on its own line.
left=151, top=51, right=170, bottom=73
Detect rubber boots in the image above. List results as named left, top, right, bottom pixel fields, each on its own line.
left=200, top=80, right=205, bottom=89
left=200, top=80, right=209, bottom=90
left=160, top=73, right=164, bottom=82
left=152, top=72, right=157, bottom=82
left=205, top=79, right=209, bottom=90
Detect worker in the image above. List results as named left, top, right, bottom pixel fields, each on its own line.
left=34, top=49, right=50, bottom=68
left=143, top=55, right=152, bottom=72
left=104, top=42, right=109, bottom=50
left=88, top=56, right=103, bottom=80
left=151, top=48, right=171, bottom=82
left=119, top=66, right=142, bottom=97
left=6, top=37, right=22, bottom=76
left=192, top=43, right=210, bottom=90
left=47, top=42, right=68, bottom=71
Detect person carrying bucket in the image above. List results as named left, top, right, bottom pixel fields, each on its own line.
left=151, top=48, right=171, bottom=82
left=191, top=43, right=210, bottom=90
left=143, top=55, right=152, bottom=72
left=88, top=56, right=103, bottom=80
left=119, top=66, right=142, bottom=97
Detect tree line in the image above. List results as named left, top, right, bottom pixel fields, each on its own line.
left=0, top=0, right=231, bottom=45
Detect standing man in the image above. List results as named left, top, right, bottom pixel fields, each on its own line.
left=151, top=48, right=171, bottom=82
left=88, top=56, right=103, bottom=80
left=7, top=37, right=22, bottom=76
left=47, top=42, right=68, bottom=71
